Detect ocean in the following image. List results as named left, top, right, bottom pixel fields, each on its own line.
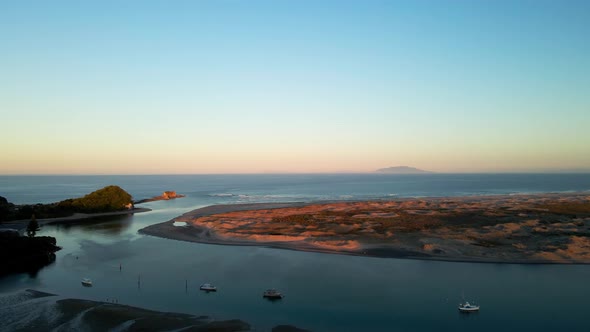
left=1, top=174, right=589, bottom=331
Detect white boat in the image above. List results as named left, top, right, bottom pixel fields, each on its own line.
left=458, top=301, right=480, bottom=312
left=263, top=289, right=283, bottom=299
left=81, top=278, right=93, bottom=287
left=199, top=283, right=217, bottom=292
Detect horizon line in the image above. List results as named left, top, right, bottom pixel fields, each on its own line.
left=1, top=170, right=590, bottom=176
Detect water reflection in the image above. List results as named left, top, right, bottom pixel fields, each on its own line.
left=49, top=214, right=134, bottom=235
left=2, top=210, right=590, bottom=332
left=25, top=253, right=56, bottom=279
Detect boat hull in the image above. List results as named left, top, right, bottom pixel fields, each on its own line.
left=458, top=307, right=479, bottom=312
left=199, top=284, right=217, bottom=291
left=263, top=294, right=283, bottom=299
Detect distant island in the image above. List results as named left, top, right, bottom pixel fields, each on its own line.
left=140, top=193, right=590, bottom=264
left=375, top=166, right=433, bottom=174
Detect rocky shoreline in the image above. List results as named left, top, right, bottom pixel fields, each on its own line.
left=134, top=191, right=185, bottom=204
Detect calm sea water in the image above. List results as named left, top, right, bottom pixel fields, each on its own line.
left=1, top=174, right=589, bottom=331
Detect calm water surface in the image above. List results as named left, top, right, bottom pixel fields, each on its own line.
left=1, top=174, right=589, bottom=331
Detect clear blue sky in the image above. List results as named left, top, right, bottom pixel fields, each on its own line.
left=1, top=0, right=589, bottom=174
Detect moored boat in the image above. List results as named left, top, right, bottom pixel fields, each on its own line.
left=200, top=283, right=217, bottom=292
left=458, top=301, right=480, bottom=312
left=263, top=289, right=283, bottom=299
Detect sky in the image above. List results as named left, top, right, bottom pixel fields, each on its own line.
left=1, top=0, right=589, bottom=174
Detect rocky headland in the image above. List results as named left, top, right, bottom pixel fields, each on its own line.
left=140, top=193, right=590, bottom=263
left=0, top=186, right=165, bottom=232
left=134, top=191, right=185, bottom=204
left=0, top=186, right=141, bottom=223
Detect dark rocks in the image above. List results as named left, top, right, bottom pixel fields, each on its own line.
left=135, top=191, right=186, bottom=204
left=0, top=235, right=61, bottom=276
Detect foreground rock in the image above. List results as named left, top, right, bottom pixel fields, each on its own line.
left=0, top=235, right=61, bottom=276
left=140, top=193, right=590, bottom=263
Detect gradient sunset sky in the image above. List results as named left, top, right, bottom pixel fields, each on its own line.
left=1, top=1, right=589, bottom=174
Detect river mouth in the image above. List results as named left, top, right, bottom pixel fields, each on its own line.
left=2, top=174, right=590, bottom=331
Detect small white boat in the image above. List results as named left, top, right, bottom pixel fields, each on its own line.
left=458, top=301, right=480, bottom=312
left=81, top=278, right=93, bottom=287
left=199, top=283, right=217, bottom=292
left=263, top=289, right=283, bottom=299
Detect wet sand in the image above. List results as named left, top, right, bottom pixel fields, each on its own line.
left=1, top=289, right=311, bottom=332
left=139, top=193, right=590, bottom=264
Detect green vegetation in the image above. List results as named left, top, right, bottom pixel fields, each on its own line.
left=26, top=214, right=40, bottom=237
left=0, top=186, right=133, bottom=222
left=0, top=196, right=11, bottom=222
left=56, top=185, right=133, bottom=213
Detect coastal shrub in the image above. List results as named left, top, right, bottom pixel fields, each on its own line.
left=374, top=216, right=443, bottom=232
left=318, top=210, right=360, bottom=218
left=26, top=214, right=40, bottom=237
left=0, top=196, right=14, bottom=222
left=0, top=186, right=133, bottom=222
left=272, top=214, right=316, bottom=225
left=538, top=202, right=590, bottom=215
left=57, top=185, right=133, bottom=213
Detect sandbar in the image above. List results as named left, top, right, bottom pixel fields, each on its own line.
left=139, top=193, right=590, bottom=264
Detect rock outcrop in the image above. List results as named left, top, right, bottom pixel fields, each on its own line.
left=162, top=191, right=179, bottom=199
left=135, top=191, right=186, bottom=204
left=0, top=235, right=61, bottom=276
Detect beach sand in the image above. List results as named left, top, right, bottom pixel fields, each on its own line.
left=139, top=194, right=590, bottom=264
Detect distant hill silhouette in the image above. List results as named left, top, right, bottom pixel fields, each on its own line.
left=375, top=166, right=433, bottom=174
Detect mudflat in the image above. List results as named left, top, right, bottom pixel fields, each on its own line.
left=139, top=193, right=590, bottom=263
left=0, top=289, right=251, bottom=332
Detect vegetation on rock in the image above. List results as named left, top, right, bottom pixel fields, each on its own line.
left=26, top=214, right=40, bottom=237
left=0, top=236, right=61, bottom=276
left=0, top=186, right=133, bottom=222
left=56, top=185, right=133, bottom=213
